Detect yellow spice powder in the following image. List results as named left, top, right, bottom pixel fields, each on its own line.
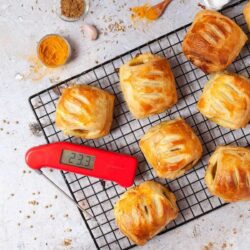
left=131, top=4, right=159, bottom=22
left=37, top=35, right=70, bottom=68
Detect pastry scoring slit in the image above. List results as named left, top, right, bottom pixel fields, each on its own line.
left=211, top=162, right=217, bottom=180
left=246, top=174, right=250, bottom=188
left=170, top=147, right=181, bottom=152
left=232, top=169, right=239, bottom=188
left=129, top=61, right=145, bottom=66
left=72, top=129, right=88, bottom=133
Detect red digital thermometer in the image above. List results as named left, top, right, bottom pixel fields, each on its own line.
left=25, top=142, right=138, bottom=187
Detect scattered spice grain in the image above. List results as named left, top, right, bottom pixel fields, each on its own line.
left=198, top=3, right=206, bottom=9
left=64, top=239, right=72, bottom=246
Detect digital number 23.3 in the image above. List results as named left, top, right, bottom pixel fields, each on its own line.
left=69, top=153, right=90, bottom=166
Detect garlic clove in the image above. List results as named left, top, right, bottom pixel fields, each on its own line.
left=203, top=0, right=231, bottom=10
left=81, top=24, right=98, bottom=40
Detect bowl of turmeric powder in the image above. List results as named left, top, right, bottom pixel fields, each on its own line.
left=37, top=34, right=71, bottom=68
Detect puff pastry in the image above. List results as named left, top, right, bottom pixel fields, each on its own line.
left=55, top=84, right=115, bottom=139
left=182, top=10, right=247, bottom=73
left=114, top=181, right=178, bottom=245
left=139, top=118, right=203, bottom=179
left=197, top=72, right=250, bottom=129
left=205, top=146, right=250, bottom=202
left=119, top=53, right=177, bottom=119
left=243, top=1, right=250, bottom=31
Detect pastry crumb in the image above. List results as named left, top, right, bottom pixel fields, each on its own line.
left=64, top=239, right=72, bottom=246
left=50, top=214, right=55, bottom=220
left=221, top=242, right=227, bottom=249
left=28, top=200, right=39, bottom=206
left=203, top=242, right=213, bottom=250
left=29, top=122, right=43, bottom=137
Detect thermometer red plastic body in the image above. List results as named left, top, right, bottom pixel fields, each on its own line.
left=25, top=142, right=138, bottom=188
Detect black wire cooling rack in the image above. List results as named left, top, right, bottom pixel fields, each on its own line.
left=29, top=1, right=250, bottom=249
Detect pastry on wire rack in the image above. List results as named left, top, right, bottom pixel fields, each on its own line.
left=182, top=10, right=247, bottom=73
left=114, top=181, right=178, bottom=245
left=119, top=53, right=177, bottom=119
left=243, top=1, right=250, bottom=31
left=55, top=84, right=114, bottom=139
left=139, top=118, right=203, bottom=179
left=205, top=146, right=250, bottom=202
left=197, top=72, right=250, bottom=130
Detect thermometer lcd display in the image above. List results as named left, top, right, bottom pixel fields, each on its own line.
left=60, top=150, right=95, bottom=170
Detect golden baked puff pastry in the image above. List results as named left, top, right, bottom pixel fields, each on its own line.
left=205, top=146, right=250, bottom=202
left=243, top=1, right=250, bottom=31
left=119, top=53, right=177, bottom=119
left=182, top=10, right=247, bottom=73
left=55, top=84, right=115, bottom=139
left=197, top=72, right=250, bottom=130
left=114, top=181, right=178, bottom=245
left=139, top=118, right=203, bottom=179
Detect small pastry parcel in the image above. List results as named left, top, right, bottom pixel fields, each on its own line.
left=55, top=84, right=115, bottom=139
left=114, top=181, right=178, bottom=245
left=119, top=53, right=177, bottom=119
left=139, top=118, right=203, bottom=179
left=197, top=72, right=250, bottom=130
left=243, top=1, right=250, bottom=31
left=182, top=10, right=247, bottom=73
left=205, top=146, right=250, bottom=202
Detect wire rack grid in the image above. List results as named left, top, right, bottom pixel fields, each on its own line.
left=29, top=1, right=250, bottom=249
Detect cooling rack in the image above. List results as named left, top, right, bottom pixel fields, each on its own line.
left=29, top=1, right=250, bottom=249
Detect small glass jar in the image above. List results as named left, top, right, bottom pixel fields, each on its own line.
left=57, top=0, right=89, bottom=22
left=37, top=34, right=71, bottom=68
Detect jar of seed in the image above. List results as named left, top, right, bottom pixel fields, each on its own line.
left=58, top=0, right=89, bottom=21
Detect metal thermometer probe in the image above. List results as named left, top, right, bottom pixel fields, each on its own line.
left=35, top=169, right=101, bottom=225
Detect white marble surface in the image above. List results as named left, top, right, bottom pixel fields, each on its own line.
left=0, top=0, right=250, bottom=249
